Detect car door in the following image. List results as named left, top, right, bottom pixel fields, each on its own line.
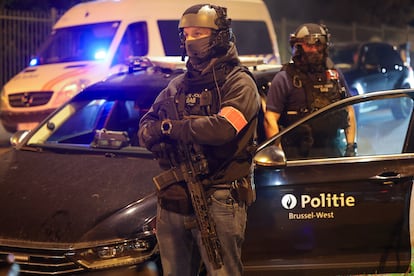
left=243, top=91, right=414, bottom=275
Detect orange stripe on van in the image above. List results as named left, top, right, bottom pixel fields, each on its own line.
left=218, top=106, right=248, bottom=133
left=42, top=66, right=90, bottom=91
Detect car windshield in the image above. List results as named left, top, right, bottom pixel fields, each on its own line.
left=330, top=44, right=358, bottom=68
left=32, top=22, right=120, bottom=65
left=27, top=97, right=141, bottom=147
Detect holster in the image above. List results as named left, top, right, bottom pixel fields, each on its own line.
left=231, top=178, right=256, bottom=206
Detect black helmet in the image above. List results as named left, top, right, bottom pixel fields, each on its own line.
left=179, top=4, right=229, bottom=30
left=178, top=4, right=233, bottom=57
left=289, top=23, right=330, bottom=48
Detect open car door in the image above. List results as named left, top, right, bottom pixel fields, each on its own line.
left=243, top=90, right=414, bottom=275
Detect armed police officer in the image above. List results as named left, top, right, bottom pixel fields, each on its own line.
left=138, top=4, right=260, bottom=276
left=264, top=23, right=356, bottom=158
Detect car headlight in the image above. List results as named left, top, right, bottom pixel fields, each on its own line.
left=70, top=216, right=157, bottom=270
left=0, top=87, right=6, bottom=109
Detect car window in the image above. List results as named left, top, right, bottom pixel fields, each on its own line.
left=355, top=97, right=412, bottom=155
left=281, top=95, right=413, bottom=160
left=28, top=98, right=141, bottom=146
left=46, top=100, right=114, bottom=144
left=362, top=44, right=403, bottom=68
left=362, top=45, right=380, bottom=66
left=330, top=44, right=358, bottom=67
left=377, top=44, right=403, bottom=68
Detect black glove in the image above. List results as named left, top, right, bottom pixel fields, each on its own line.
left=140, top=119, right=183, bottom=150
left=150, top=142, right=176, bottom=169
left=140, top=121, right=162, bottom=150
left=150, top=142, right=175, bottom=158
left=344, top=143, right=357, bottom=157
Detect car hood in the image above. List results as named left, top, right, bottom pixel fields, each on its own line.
left=338, top=68, right=361, bottom=87
left=0, top=148, right=161, bottom=244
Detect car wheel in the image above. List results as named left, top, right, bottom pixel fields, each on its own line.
left=391, top=97, right=412, bottom=119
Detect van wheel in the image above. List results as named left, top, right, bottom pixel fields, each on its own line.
left=1, top=122, right=17, bottom=134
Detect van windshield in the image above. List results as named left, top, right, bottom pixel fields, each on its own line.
left=32, top=21, right=120, bottom=65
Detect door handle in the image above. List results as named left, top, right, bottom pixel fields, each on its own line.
left=369, top=172, right=412, bottom=185
left=370, top=171, right=401, bottom=180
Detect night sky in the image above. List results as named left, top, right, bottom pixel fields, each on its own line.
left=264, top=0, right=414, bottom=27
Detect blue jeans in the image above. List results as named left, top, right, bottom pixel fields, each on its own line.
left=156, top=189, right=247, bottom=276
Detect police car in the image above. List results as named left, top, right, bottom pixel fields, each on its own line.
left=1, top=57, right=414, bottom=275
left=246, top=88, right=414, bottom=275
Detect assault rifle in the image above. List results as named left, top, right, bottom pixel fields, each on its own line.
left=152, top=96, right=224, bottom=269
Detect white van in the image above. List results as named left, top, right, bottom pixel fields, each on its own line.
left=0, top=0, right=280, bottom=132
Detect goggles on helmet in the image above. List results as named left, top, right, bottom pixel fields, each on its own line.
left=294, top=34, right=327, bottom=46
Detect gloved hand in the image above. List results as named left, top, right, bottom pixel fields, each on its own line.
left=150, top=142, right=175, bottom=157
left=140, top=119, right=184, bottom=150
left=150, top=142, right=176, bottom=169
left=140, top=121, right=162, bottom=150
left=344, top=143, right=357, bottom=157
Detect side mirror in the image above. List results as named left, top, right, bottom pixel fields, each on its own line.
left=253, top=145, right=286, bottom=167
left=10, top=130, right=29, bottom=148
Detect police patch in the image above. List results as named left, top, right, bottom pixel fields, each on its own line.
left=185, top=93, right=200, bottom=106
left=326, top=69, right=339, bottom=80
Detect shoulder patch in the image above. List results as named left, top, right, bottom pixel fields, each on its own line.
left=218, top=106, right=248, bottom=133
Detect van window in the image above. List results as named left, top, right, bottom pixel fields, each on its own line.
left=112, top=22, right=149, bottom=66
left=35, top=22, right=120, bottom=65
left=157, top=20, right=274, bottom=57
left=157, top=20, right=181, bottom=56
left=231, top=21, right=273, bottom=55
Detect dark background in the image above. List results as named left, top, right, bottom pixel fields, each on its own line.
left=1, top=0, right=414, bottom=27
left=264, top=0, right=414, bottom=27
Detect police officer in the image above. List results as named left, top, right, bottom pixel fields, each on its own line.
left=138, top=4, right=260, bottom=276
left=264, top=23, right=356, bottom=158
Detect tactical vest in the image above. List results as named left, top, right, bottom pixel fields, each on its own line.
left=177, top=64, right=255, bottom=117
left=280, top=63, right=350, bottom=159
left=174, top=65, right=258, bottom=183
left=280, top=63, right=347, bottom=127
left=176, top=79, right=221, bottom=118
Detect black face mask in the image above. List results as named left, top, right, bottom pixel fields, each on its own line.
left=185, top=36, right=212, bottom=64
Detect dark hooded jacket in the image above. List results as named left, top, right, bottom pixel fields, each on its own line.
left=139, top=43, right=260, bottom=213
